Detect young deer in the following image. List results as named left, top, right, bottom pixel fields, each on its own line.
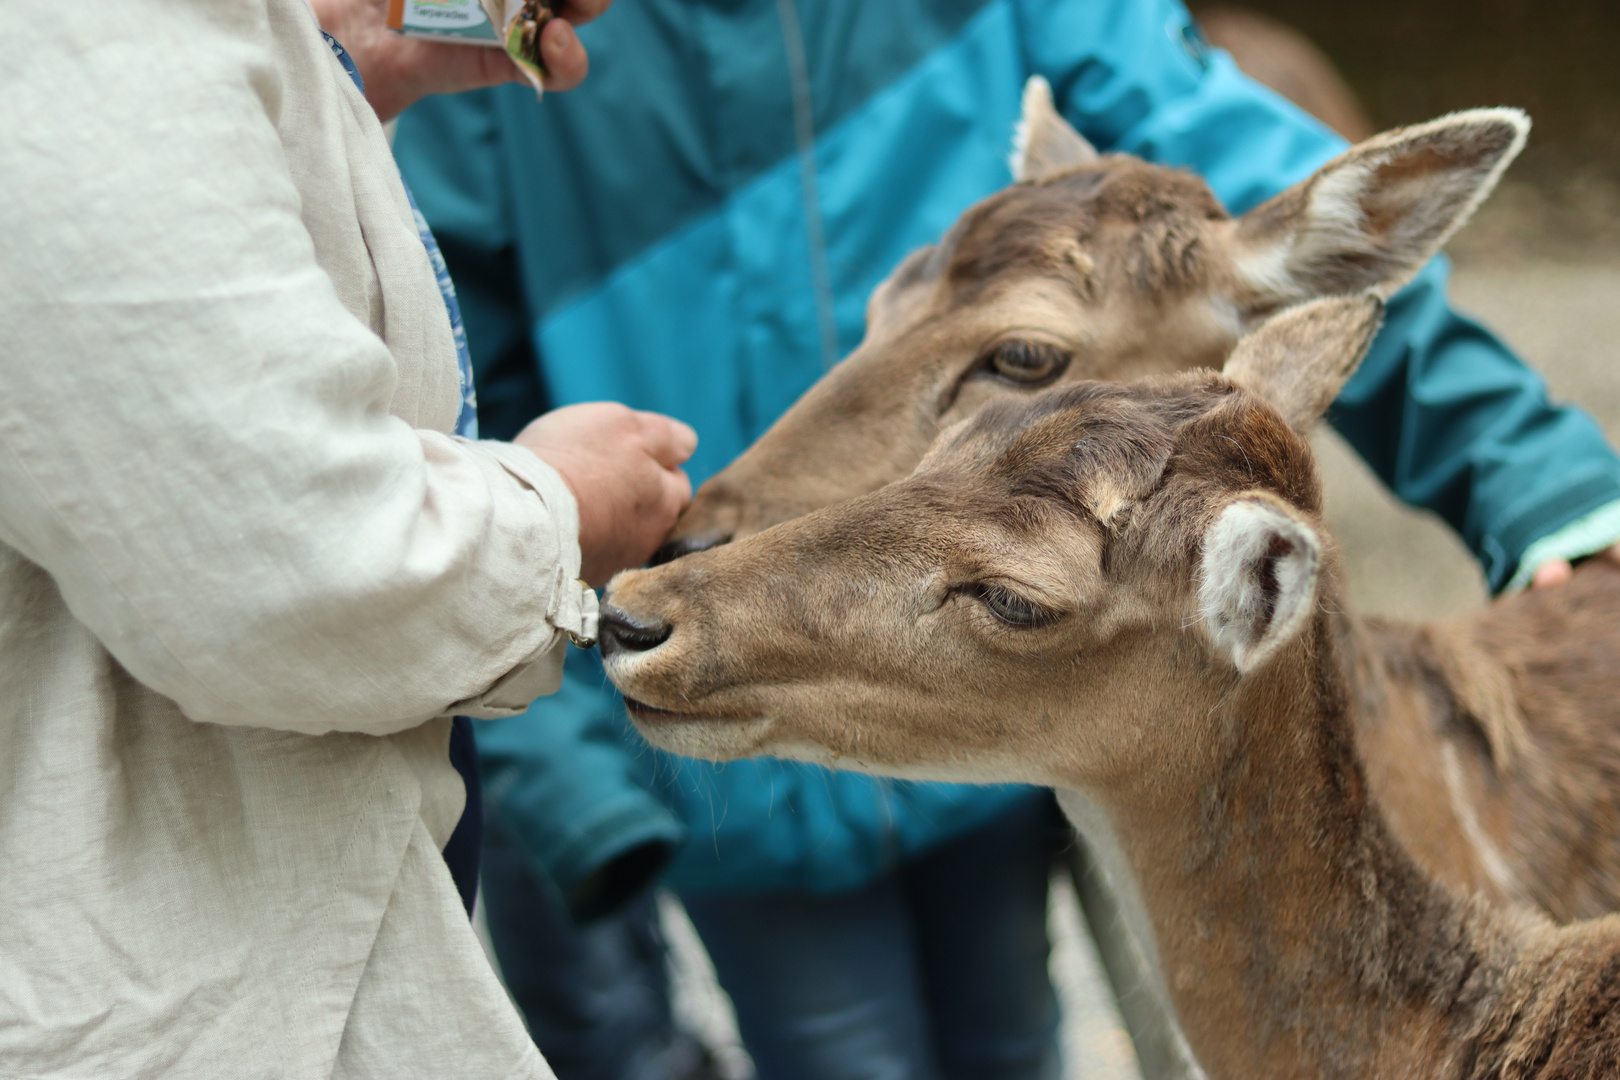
left=660, top=83, right=1522, bottom=558
left=650, top=91, right=1620, bottom=930
left=602, top=298, right=1620, bottom=1079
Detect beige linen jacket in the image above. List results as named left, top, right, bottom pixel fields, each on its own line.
left=0, top=2, right=591, bottom=1077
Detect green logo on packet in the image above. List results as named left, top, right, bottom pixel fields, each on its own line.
left=405, top=0, right=487, bottom=28
left=398, top=0, right=498, bottom=41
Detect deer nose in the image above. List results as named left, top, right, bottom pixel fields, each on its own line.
left=598, top=605, right=673, bottom=659
left=649, top=534, right=730, bottom=566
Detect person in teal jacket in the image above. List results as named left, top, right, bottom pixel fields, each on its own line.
left=394, top=1, right=1620, bottom=1076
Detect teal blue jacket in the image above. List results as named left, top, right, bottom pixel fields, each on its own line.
left=395, top=0, right=1620, bottom=902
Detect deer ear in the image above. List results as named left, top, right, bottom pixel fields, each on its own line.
left=1231, top=108, right=1528, bottom=304
left=1012, top=76, right=1099, bottom=183
left=1222, top=295, right=1382, bottom=430
left=1198, top=498, right=1322, bottom=673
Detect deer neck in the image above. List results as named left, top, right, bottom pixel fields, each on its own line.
left=1337, top=613, right=1535, bottom=909
left=1089, top=612, right=1508, bottom=1080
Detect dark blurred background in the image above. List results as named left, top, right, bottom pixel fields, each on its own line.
left=1230, top=1, right=1617, bottom=154
left=1196, top=1, right=1620, bottom=259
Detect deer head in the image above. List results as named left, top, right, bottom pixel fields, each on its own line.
left=658, top=85, right=1525, bottom=560
left=602, top=295, right=1383, bottom=789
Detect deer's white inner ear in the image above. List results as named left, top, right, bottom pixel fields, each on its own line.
left=1231, top=107, right=1529, bottom=303
left=1012, top=76, right=1099, bottom=183
left=1198, top=499, right=1322, bottom=673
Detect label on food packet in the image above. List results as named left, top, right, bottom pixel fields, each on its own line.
left=386, top=0, right=502, bottom=45
left=386, top=0, right=550, bottom=92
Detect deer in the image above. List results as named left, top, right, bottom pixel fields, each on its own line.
left=599, top=296, right=1620, bottom=1079
left=642, top=87, right=1620, bottom=933
left=656, top=81, right=1516, bottom=561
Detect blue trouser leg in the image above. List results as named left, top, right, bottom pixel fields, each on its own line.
left=684, top=876, right=941, bottom=1080
left=682, top=793, right=1062, bottom=1080
left=480, top=813, right=711, bottom=1080
left=901, top=794, right=1063, bottom=1080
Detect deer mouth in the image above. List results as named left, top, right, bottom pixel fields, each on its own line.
left=623, top=696, right=762, bottom=725
left=623, top=696, right=686, bottom=721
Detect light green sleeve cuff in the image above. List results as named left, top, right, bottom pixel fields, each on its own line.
left=1504, top=498, right=1620, bottom=592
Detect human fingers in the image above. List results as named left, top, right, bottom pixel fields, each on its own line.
left=600, top=469, right=689, bottom=582
left=621, top=465, right=691, bottom=560
left=472, top=44, right=526, bottom=88
left=659, top=467, right=694, bottom=520
left=636, top=412, right=699, bottom=470
left=539, top=18, right=587, bottom=92
left=578, top=469, right=690, bottom=586
left=1531, top=559, right=1574, bottom=588
left=389, top=38, right=524, bottom=111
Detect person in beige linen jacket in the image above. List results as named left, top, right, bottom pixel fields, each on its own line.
left=0, top=1, right=691, bottom=1077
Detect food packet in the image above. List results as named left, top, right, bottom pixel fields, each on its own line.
left=385, top=0, right=554, bottom=93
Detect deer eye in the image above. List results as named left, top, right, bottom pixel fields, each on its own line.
left=983, top=340, right=1071, bottom=386
left=973, top=584, right=1054, bottom=628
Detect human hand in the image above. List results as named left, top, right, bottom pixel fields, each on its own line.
left=1530, top=543, right=1620, bottom=588
left=309, top=0, right=612, bottom=123
left=515, top=404, right=696, bottom=587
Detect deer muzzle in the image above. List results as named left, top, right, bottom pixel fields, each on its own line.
left=596, top=604, right=673, bottom=660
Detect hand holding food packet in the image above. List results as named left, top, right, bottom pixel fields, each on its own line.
left=387, top=0, right=554, bottom=92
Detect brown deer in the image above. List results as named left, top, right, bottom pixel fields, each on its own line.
left=601, top=297, right=1620, bottom=1079
left=650, top=89, right=1620, bottom=930
left=658, top=82, right=1516, bottom=559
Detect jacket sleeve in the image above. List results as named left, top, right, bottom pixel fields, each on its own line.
left=1017, top=0, right=1620, bottom=591
left=0, top=5, right=590, bottom=735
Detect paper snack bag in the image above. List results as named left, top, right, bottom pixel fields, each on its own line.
left=385, top=0, right=554, bottom=91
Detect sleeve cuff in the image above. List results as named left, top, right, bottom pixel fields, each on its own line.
left=1503, top=498, right=1620, bottom=592
left=449, top=439, right=600, bottom=715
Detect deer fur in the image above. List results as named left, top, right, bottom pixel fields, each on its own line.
left=646, top=95, right=1620, bottom=928
left=663, top=87, right=1527, bottom=557
left=602, top=298, right=1620, bottom=1079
